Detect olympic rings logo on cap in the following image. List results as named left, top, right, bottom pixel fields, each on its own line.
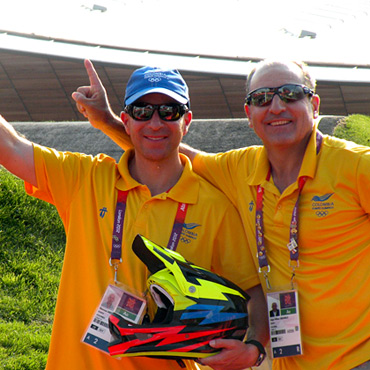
left=148, top=77, right=161, bottom=83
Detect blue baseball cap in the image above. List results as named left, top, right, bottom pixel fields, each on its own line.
left=124, top=66, right=190, bottom=107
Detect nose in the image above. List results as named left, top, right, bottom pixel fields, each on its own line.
left=147, top=110, right=164, bottom=129
left=269, top=94, right=286, bottom=114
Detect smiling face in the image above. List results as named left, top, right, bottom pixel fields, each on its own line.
left=244, top=62, right=320, bottom=151
left=121, top=93, right=192, bottom=163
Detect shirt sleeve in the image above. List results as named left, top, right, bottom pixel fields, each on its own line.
left=193, top=151, right=241, bottom=206
left=24, top=144, right=94, bottom=217
left=357, top=149, right=370, bottom=214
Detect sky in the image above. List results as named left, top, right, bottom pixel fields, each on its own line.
left=1, top=0, right=370, bottom=66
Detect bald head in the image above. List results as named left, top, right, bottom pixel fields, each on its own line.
left=246, top=59, right=316, bottom=95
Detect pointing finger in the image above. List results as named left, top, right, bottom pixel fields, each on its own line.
left=84, top=59, right=104, bottom=89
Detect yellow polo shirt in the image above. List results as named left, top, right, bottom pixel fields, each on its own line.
left=25, top=145, right=259, bottom=370
left=193, top=127, right=370, bottom=369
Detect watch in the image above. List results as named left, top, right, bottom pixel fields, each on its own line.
left=245, top=339, right=266, bottom=367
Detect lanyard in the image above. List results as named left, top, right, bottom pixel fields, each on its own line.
left=110, top=189, right=188, bottom=281
left=167, top=202, right=188, bottom=250
left=256, top=132, right=323, bottom=288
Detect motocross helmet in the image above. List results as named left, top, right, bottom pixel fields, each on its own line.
left=108, top=234, right=250, bottom=359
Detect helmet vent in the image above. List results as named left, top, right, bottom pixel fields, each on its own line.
left=150, top=285, right=174, bottom=324
left=150, top=284, right=174, bottom=308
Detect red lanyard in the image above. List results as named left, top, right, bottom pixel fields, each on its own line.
left=110, top=189, right=188, bottom=264
left=167, top=202, right=188, bottom=250
left=255, top=132, right=323, bottom=286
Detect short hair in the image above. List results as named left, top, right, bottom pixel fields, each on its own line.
left=245, top=59, right=317, bottom=95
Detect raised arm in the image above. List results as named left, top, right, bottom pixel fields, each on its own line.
left=179, top=142, right=203, bottom=163
left=0, top=115, right=36, bottom=186
left=72, top=59, right=133, bottom=150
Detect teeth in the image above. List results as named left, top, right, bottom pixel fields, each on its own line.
left=269, top=120, right=289, bottom=126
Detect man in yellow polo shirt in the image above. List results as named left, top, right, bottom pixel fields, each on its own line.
left=75, top=59, right=370, bottom=370
left=0, top=64, right=268, bottom=370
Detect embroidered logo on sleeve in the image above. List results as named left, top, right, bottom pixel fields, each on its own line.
left=99, top=207, right=108, bottom=218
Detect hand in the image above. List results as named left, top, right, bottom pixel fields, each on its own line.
left=198, top=339, right=259, bottom=370
left=72, top=59, right=115, bottom=129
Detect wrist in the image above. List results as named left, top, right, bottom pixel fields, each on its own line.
left=101, top=108, right=120, bottom=127
left=89, top=106, right=117, bottom=129
left=244, top=339, right=266, bottom=367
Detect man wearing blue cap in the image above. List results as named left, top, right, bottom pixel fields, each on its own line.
left=0, top=61, right=268, bottom=370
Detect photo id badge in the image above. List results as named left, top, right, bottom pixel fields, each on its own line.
left=82, top=283, right=147, bottom=354
left=267, top=289, right=303, bottom=358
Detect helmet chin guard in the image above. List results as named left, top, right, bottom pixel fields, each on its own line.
left=108, top=234, right=250, bottom=359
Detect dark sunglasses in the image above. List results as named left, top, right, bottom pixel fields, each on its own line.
left=124, top=103, right=188, bottom=122
left=245, top=84, right=314, bottom=107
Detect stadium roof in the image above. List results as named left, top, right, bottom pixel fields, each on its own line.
left=3, top=0, right=370, bottom=67
left=1, top=0, right=370, bottom=121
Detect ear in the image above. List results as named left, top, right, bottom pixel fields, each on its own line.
left=120, top=111, right=130, bottom=135
left=182, top=110, right=193, bottom=136
left=244, top=104, right=254, bottom=128
left=311, top=94, right=320, bottom=119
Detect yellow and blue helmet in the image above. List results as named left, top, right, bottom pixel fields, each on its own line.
left=108, top=234, right=250, bottom=359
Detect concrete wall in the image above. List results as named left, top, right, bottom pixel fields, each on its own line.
left=13, top=116, right=343, bottom=162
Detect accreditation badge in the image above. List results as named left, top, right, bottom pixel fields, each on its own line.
left=267, top=289, right=303, bottom=358
left=82, top=283, right=147, bottom=354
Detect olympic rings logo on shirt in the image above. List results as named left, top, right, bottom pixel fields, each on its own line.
left=315, top=211, right=329, bottom=217
left=180, top=237, right=191, bottom=244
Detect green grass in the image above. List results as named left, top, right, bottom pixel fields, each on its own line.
left=0, top=114, right=368, bottom=368
left=0, top=169, right=65, bottom=369
left=333, top=114, right=370, bottom=146
left=0, top=321, right=51, bottom=370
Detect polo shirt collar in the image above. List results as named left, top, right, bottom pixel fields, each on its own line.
left=168, top=154, right=200, bottom=205
left=115, top=149, right=140, bottom=191
left=115, top=150, right=199, bottom=205
left=246, top=146, right=270, bottom=186
left=299, top=125, right=322, bottom=180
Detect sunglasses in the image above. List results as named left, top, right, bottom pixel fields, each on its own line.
left=124, top=103, right=188, bottom=122
left=245, top=84, right=314, bottom=107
